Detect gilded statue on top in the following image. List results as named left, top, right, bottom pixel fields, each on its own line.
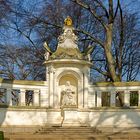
left=64, top=16, right=73, bottom=26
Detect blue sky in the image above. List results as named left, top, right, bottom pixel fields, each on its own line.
left=1, top=0, right=139, bottom=49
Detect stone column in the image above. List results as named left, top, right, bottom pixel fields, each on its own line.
left=48, top=65, right=54, bottom=108
left=20, top=89, right=26, bottom=106
left=83, top=66, right=90, bottom=108
left=33, top=89, right=40, bottom=106
left=83, top=69, right=89, bottom=108
left=110, top=91, right=116, bottom=107
left=53, top=71, right=58, bottom=109
left=6, top=88, right=12, bottom=106
left=138, top=90, right=140, bottom=107
left=124, top=90, right=130, bottom=107
left=46, top=67, right=49, bottom=81
left=78, top=77, right=84, bottom=109
left=97, top=91, right=102, bottom=107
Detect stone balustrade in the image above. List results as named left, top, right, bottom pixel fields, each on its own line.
left=88, top=82, right=140, bottom=108
left=88, top=90, right=140, bottom=108
left=1, top=89, right=140, bottom=108
left=0, top=79, right=48, bottom=107
left=0, top=88, right=41, bottom=107
left=0, top=79, right=140, bottom=108
left=1, top=88, right=140, bottom=108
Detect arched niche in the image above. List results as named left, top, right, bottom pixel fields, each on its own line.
left=54, top=70, right=83, bottom=108
left=57, top=70, right=81, bottom=83
left=56, top=70, right=82, bottom=108
left=59, top=74, right=78, bottom=87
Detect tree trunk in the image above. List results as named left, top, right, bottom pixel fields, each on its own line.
left=104, top=24, right=120, bottom=82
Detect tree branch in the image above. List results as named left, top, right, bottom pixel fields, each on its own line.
left=76, top=29, right=104, bottom=48
left=71, top=0, right=106, bottom=29
left=91, top=65, right=110, bottom=77
left=113, top=0, right=119, bottom=20
left=94, top=0, right=109, bottom=19
left=108, top=0, right=114, bottom=23
left=9, top=22, right=44, bottom=58
left=36, top=18, right=62, bottom=29
left=118, top=0, right=124, bottom=77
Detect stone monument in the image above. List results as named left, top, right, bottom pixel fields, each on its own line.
left=44, top=16, right=92, bottom=110
left=43, top=16, right=93, bottom=125
left=0, top=16, right=140, bottom=131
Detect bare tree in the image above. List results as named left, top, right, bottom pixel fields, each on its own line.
left=0, top=0, right=139, bottom=82
left=0, top=45, right=45, bottom=80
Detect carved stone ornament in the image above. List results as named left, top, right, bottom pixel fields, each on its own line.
left=57, top=26, right=78, bottom=49
left=48, top=65, right=55, bottom=73
left=50, top=17, right=83, bottom=59
left=43, top=16, right=93, bottom=61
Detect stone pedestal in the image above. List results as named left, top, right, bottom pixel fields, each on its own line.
left=62, top=109, right=89, bottom=126
left=62, top=110, right=80, bottom=126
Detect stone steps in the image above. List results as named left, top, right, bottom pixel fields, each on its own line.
left=37, top=129, right=98, bottom=134
left=5, top=134, right=140, bottom=140
left=35, top=126, right=101, bottom=135
left=4, top=126, right=140, bottom=140
left=5, top=135, right=108, bottom=140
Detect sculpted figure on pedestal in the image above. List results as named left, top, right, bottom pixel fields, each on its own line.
left=61, top=81, right=76, bottom=107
